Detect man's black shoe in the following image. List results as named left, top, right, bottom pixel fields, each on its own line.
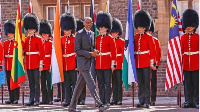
left=136, top=103, right=144, bottom=108
left=99, top=104, right=109, bottom=112
left=25, top=101, right=34, bottom=106
left=117, top=101, right=122, bottom=105
left=49, top=101, right=53, bottom=105
left=110, top=101, right=117, bottom=105
left=5, top=100, right=13, bottom=104
left=62, top=102, right=70, bottom=107
left=54, top=98, right=61, bottom=102
left=33, top=102, right=39, bottom=106
left=182, top=102, right=192, bottom=108
left=13, top=100, right=18, bottom=104
left=143, top=104, right=149, bottom=108
left=150, top=102, right=155, bottom=106
left=40, top=101, right=48, bottom=104
left=78, top=100, right=85, bottom=105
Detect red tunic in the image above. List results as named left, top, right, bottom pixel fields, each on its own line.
left=24, top=35, right=45, bottom=70
left=134, top=33, right=156, bottom=68
left=3, top=40, right=15, bottom=71
left=61, top=35, right=76, bottom=71
left=181, top=33, right=199, bottom=71
left=152, top=37, right=161, bottom=66
left=95, top=35, right=117, bottom=69
left=115, top=37, right=125, bottom=70
left=43, top=39, right=52, bottom=70
left=0, top=40, right=3, bottom=67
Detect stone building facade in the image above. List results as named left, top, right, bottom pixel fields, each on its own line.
left=0, top=0, right=199, bottom=98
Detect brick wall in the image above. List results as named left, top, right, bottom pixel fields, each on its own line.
left=0, top=0, right=184, bottom=98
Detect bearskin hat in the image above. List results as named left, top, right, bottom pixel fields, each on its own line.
left=96, top=11, right=112, bottom=32
left=4, top=20, right=15, bottom=36
left=61, top=13, right=76, bottom=33
left=149, top=20, right=155, bottom=33
left=182, top=9, right=199, bottom=31
left=110, top=18, right=123, bottom=35
left=76, top=18, right=84, bottom=32
left=24, top=13, right=39, bottom=31
left=134, top=10, right=151, bottom=31
left=39, top=20, right=52, bottom=37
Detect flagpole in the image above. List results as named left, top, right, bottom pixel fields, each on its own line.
left=132, top=83, right=134, bottom=107
left=22, top=83, right=24, bottom=105
left=1, top=85, right=3, bottom=104
left=178, top=84, right=181, bottom=107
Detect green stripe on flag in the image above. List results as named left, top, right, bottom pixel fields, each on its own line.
left=122, top=56, right=131, bottom=90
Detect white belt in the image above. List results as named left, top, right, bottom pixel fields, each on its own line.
left=116, top=54, right=122, bottom=56
left=99, top=52, right=110, bottom=56
left=26, top=51, right=39, bottom=55
left=134, top=50, right=149, bottom=55
left=5, top=55, right=13, bottom=58
left=45, top=55, right=51, bottom=57
left=63, top=52, right=76, bottom=57
left=184, top=51, right=199, bottom=55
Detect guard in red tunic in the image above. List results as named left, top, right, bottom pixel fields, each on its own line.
left=134, top=10, right=156, bottom=108
left=3, top=20, right=19, bottom=104
left=146, top=20, right=161, bottom=106
left=110, top=18, right=124, bottom=105
left=61, top=13, right=77, bottom=107
left=39, top=20, right=53, bottom=105
left=24, top=13, right=45, bottom=106
left=96, top=11, right=116, bottom=105
left=0, top=39, right=3, bottom=71
left=181, top=9, right=199, bottom=109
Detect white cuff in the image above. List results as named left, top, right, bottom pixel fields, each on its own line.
left=40, top=60, right=43, bottom=68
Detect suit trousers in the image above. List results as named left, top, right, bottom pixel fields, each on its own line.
left=69, top=69, right=103, bottom=109
left=112, top=69, right=122, bottom=102
left=27, top=69, right=40, bottom=102
left=150, top=69, right=157, bottom=103
left=6, top=71, right=19, bottom=101
left=41, top=70, right=53, bottom=102
left=64, top=70, right=77, bottom=103
left=96, top=69, right=112, bottom=104
left=137, top=67, right=150, bottom=104
left=183, top=70, right=199, bottom=105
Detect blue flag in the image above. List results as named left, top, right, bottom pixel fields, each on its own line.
left=0, top=65, right=5, bottom=86
left=122, top=0, right=137, bottom=90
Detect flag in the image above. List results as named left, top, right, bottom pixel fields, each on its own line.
left=51, top=0, right=64, bottom=85
left=178, top=11, right=183, bottom=35
left=137, top=0, right=141, bottom=10
left=90, top=0, right=98, bottom=38
left=165, top=0, right=183, bottom=90
left=0, top=65, right=5, bottom=86
left=29, top=1, right=32, bottom=13
left=11, top=0, right=26, bottom=90
left=67, top=0, right=70, bottom=13
left=105, top=0, right=109, bottom=12
left=122, top=0, right=137, bottom=90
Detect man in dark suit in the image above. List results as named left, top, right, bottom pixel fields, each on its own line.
left=68, top=17, right=108, bottom=112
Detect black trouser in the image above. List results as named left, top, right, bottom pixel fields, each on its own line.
left=27, top=69, right=40, bottom=102
left=64, top=70, right=77, bottom=103
left=57, top=82, right=65, bottom=101
left=96, top=69, right=112, bottom=104
left=112, top=69, right=122, bottom=102
left=137, top=67, right=150, bottom=104
left=5, top=71, right=19, bottom=101
left=183, top=70, right=199, bottom=105
left=150, top=69, right=157, bottom=103
left=41, top=70, right=53, bottom=102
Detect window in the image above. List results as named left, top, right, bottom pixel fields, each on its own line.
left=65, top=5, right=80, bottom=19
left=46, top=6, right=56, bottom=28
left=84, top=4, right=99, bottom=18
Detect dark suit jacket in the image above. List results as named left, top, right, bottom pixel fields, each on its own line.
left=75, top=28, right=95, bottom=71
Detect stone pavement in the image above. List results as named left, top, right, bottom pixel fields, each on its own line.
left=0, top=97, right=198, bottom=112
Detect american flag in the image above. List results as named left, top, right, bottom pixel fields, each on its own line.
left=165, top=0, right=183, bottom=90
